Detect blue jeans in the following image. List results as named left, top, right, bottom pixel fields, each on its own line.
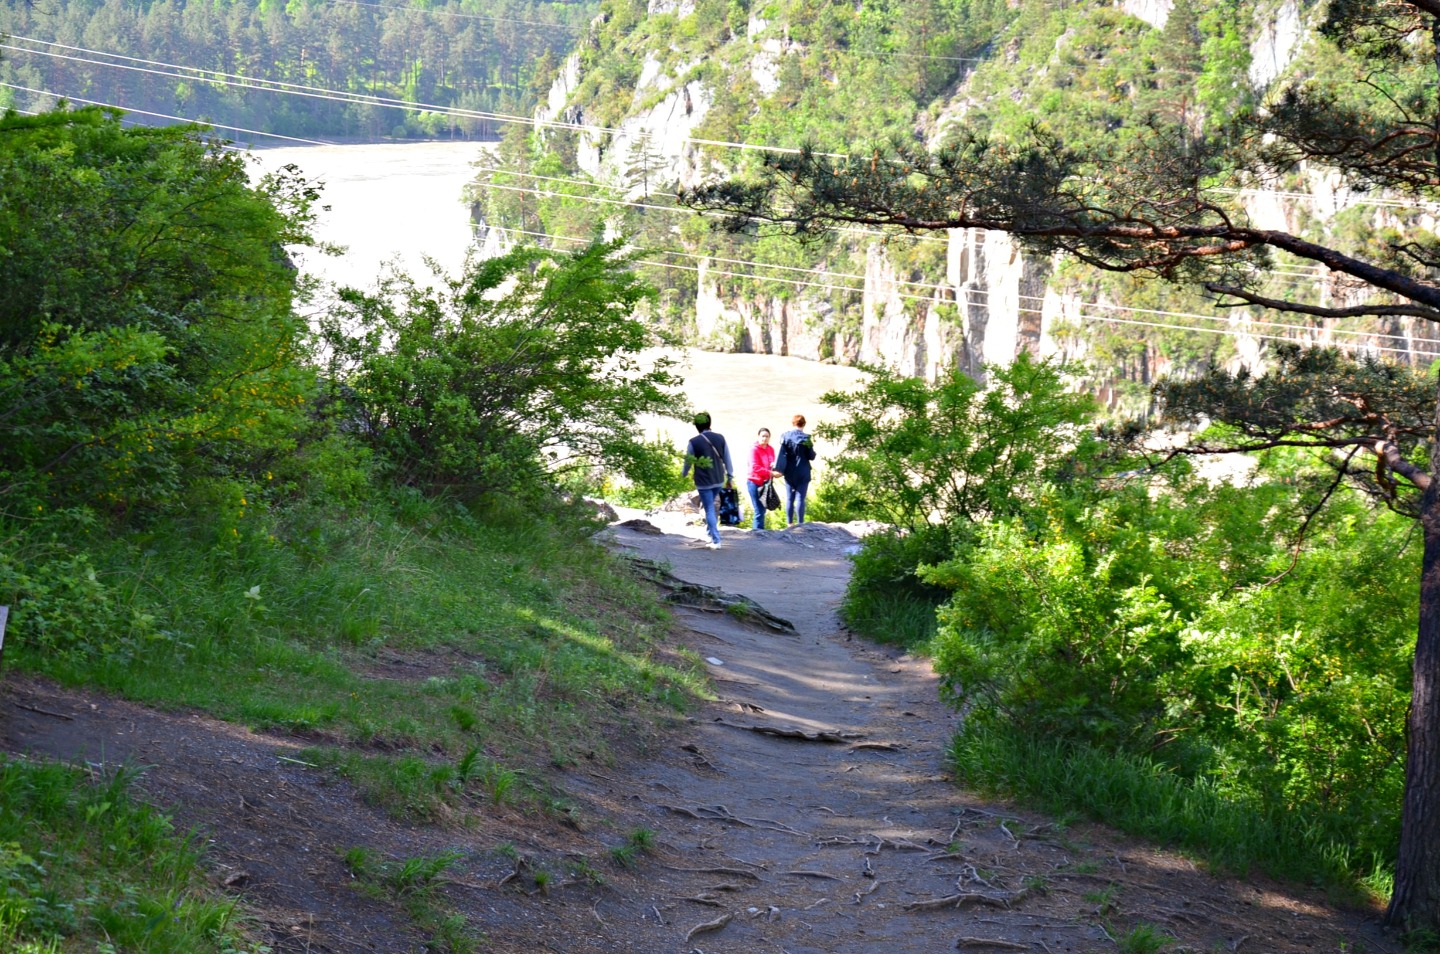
left=745, top=480, right=766, bottom=529
left=697, top=486, right=721, bottom=543
left=786, top=479, right=810, bottom=525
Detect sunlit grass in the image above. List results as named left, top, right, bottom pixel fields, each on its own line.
left=0, top=758, right=263, bottom=953
left=950, top=723, right=1391, bottom=906
left=18, top=495, right=704, bottom=787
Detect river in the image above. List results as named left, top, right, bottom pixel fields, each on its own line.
left=248, top=141, right=868, bottom=455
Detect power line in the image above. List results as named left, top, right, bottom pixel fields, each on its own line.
left=12, top=42, right=1432, bottom=352
left=486, top=221, right=1438, bottom=355
left=2, top=35, right=847, bottom=158
left=0, top=80, right=335, bottom=145
left=473, top=179, right=1437, bottom=345
left=472, top=177, right=951, bottom=246
left=15, top=32, right=1430, bottom=226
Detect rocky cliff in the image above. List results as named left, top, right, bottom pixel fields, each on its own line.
left=470, top=0, right=1438, bottom=400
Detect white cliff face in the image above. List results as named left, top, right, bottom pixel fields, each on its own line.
left=695, top=257, right=838, bottom=360
left=1250, top=0, right=1304, bottom=88
left=1118, top=0, right=1171, bottom=29
left=536, top=52, right=582, bottom=127
left=750, top=39, right=786, bottom=96
left=647, top=0, right=696, bottom=15
left=635, top=53, right=671, bottom=100
left=512, top=0, right=1440, bottom=388
left=607, top=79, right=714, bottom=193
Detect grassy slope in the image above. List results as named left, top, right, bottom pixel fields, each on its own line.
left=0, top=495, right=707, bottom=951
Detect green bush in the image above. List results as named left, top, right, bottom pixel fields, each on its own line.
left=816, top=354, right=1097, bottom=528
left=0, top=759, right=260, bottom=953
left=925, top=473, right=1413, bottom=877
left=840, top=525, right=952, bottom=647
left=318, top=241, right=683, bottom=502
left=0, top=108, right=316, bottom=511
left=0, top=521, right=160, bottom=662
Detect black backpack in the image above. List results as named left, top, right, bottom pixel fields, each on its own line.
left=779, top=436, right=814, bottom=482
left=717, top=485, right=742, bottom=526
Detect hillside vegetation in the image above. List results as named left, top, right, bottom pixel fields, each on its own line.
left=0, top=0, right=593, bottom=139
left=0, top=106, right=698, bottom=952
left=473, top=0, right=1430, bottom=399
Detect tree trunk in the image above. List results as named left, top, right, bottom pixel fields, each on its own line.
left=1387, top=379, right=1440, bottom=934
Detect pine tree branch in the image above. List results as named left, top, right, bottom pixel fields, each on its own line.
left=1205, top=283, right=1440, bottom=322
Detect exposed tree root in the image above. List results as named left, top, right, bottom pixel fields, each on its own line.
left=624, top=557, right=798, bottom=633
left=673, top=894, right=727, bottom=907
left=904, top=887, right=1037, bottom=913
left=660, top=864, right=763, bottom=880
left=683, top=911, right=734, bottom=942
left=661, top=802, right=809, bottom=837
left=956, top=938, right=1029, bottom=951
left=852, top=879, right=886, bottom=904
left=866, top=835, right=930, bottom=853
left=712, top=718, right=863, bottom=743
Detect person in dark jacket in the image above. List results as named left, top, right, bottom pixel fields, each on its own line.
left=772, top=413, right=817, bottom=526
left=681, top=411, right=734, bottom=549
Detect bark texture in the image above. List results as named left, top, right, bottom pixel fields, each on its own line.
left=1387, top=377, right=1440, bottom=933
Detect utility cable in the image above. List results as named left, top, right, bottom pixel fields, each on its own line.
left=0, top=80, right=335, bottom=144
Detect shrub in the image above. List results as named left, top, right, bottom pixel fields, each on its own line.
left=816, top=354, right=1097, bottom=528
left=0, top=108, right=316, bottom=510
left=925, top=474, right=1413, bottom=872
left=318, top=241, right=684, bottom=502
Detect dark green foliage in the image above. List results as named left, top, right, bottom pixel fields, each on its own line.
left=826, top=354, right=1095, bottom=646
left=840, top=524, right=952, bottom=647
left=317, top=241, right=683, bottom=501
left=1157, top=345, right=1435, bottom=516
left=0, top=759, right=259, bottom=952
left=950, top=724, right=1387, bottom=896
left=0, top=0, right=593, bottom=139
left=926, top=471, right=1413, bottom=885
left=0, top=107, right=314, bottom=510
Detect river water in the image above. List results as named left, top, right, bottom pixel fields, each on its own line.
left=247, top=141, right=868, bottom=455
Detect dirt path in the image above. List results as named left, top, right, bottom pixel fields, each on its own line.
left=580, top=514, right=1393, bottom=954
left=0, top=513, right=1397, bottom=953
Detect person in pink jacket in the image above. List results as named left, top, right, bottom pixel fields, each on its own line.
left=745, top=427, right=777, bottom=530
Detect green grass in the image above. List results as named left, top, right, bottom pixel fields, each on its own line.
left=0, top=758, right=262, bottom=953
left=608, top=827, right=656, bottom=869
left=0, top=492, right=713, bottom=949
left=950, top=723, right=1392, bottom=904
left=342, top=847, right=474, bottom=952
left=839, top=589, right=941, bottom=648
left=10, top=495, right=707, bottom=804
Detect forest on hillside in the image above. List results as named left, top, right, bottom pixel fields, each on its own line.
left=0, top=0, right=594, bottom=140
left=472, top=0, right=1438, bottom=404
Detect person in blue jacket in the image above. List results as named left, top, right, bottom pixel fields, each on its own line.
left=772, top=413, right=817, bottom=526
left=681, top=411, right=734, bottom=549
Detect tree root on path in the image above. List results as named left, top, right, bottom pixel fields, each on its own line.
left=672, top=894, right=728, bottom=907
left=848, top=740, right=906, bottom=751
left=683, top=911, right=734, bottom=942
left=865, top=835, right=930, bottom=853
left=660, top=864, right=763, bottom=880
left=712, top=718, right=863, bottom=743
left=852, top=879, right=886, bottom=904
left=661, top=803, right=810, bottom=837
left=623, top=558, right=798, bottom=634
left=956, top=938, right=1029, bottom=951
left=904, top=886, right=1037, bottom=913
